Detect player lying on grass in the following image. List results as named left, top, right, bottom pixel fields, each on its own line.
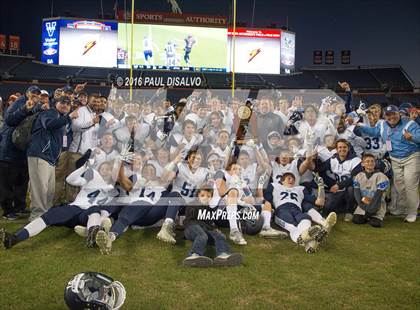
left=212, top=161, right=286, bottom=245
left=0, top=161, right=118, bottom=250
left=264, top=172, right=336, bottom=254
left=352, top=153, right=390, bottom=228
left=95, top=163, right=183, bottom=255
left=183, top=185, right=243, bottom=268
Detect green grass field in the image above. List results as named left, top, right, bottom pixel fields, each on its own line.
left=118, top=23, right=227, bottom=68
left=0, top=216, right=419, bottom=310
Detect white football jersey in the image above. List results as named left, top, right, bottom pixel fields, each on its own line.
left=143, top=38, right=152, bottom=51
left=240, top=163, right=258, bottom=189
left=329, top=156, right=361, bottom=184
left=165, top=43, right=176, bottom=57
left=130, top=180, right=166, bottom=205
left=298, top=117, right=336, bottom=143
left=271, top=159, right=300, bottom=185
left=169, top=133, right=204, bottom=156
left=272, top=183, right=306, bottom=209
left=172, top=163, right=209, bottom=203
left=68, top=168, right=118, bottom=209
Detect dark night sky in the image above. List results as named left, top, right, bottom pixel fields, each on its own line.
left=1, top=0, right=419, bottom=85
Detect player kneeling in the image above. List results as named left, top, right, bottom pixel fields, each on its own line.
left=264, top=173, right=336, bottom=254
left=183, top=186, right=243, bottom=267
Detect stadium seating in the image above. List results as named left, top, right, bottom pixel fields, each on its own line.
left=305, top=69, right=380, bottom=90
left=0, top=54, right=418, bottom=105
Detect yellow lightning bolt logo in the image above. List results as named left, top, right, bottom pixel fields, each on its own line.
left=248, top=48, right=261, bottom=63
left=82, top=40, right=97, bottom=55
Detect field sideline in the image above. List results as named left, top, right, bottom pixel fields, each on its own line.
left=0, top=216, right=419, bottom=310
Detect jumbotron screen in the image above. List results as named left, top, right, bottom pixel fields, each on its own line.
left=228, top=28, right=295, bottom=74
left=117, top=23, right=227, bottom=72
left=41, top=18, right=295, bottom=74
left=42, top=18, right=118, bottom=67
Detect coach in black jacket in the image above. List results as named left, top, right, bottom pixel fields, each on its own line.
left=0, top=86, right=43, bottom=220
left=27, top=96, right=78, bottom=220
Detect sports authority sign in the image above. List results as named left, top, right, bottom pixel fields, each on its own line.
left=116, top=11, right=227, bottom=27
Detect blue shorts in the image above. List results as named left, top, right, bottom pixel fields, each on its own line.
left=274, top=203, right=311, bottom=227
left=41, top=204, right=85, bottom=228
left=144, top=50, right=153, bottom=60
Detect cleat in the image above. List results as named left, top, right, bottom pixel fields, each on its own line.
left=0, top=228, right=14, bottom=250
left=95, top=230, right=112, bottom=255
left=182, top=254, right=213, bottom=267
left=214, top=252, right=243, bottom=267
left=86, top=226, right=102, bottom=248
left=323, top=212, right=337, bottom=233
left=305, top=239, right=320, bottom=254
left=229, top=229, right=247, bottom=245
left=157, top=221, right=176, bottom=244
left=296, top=225, right=322, bottom=246
left=101, top=218, right=113, bottom=234
left=74, top=225, right=88, bottom=238
left=316, top=212, right=337, bottom=243
left=259, top=227, right=289, bottom=239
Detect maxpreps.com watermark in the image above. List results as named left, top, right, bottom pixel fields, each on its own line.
left=197, top=209, right=260, bottom=221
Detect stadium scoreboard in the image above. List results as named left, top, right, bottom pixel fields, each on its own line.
left=41, top=17, right=295, bottom=74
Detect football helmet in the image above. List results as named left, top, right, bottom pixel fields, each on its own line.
left=238, top=205, right=264, bottom=235
left=64, top=272, right=126, bottom=310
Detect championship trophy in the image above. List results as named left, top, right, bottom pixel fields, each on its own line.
left=233, top=99, right=258, bottom=145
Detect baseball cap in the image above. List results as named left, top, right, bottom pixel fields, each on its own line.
left=57, top=96, right=71, bottom=105
left=384, top=105, right=399, bottom=114
left=400, top=103, right=413, bottom=110
left=63, top=86, right=74, bottom=94
left=40, top=90, right=49, bottom=96
left=26, top=85, right=41, bottom=94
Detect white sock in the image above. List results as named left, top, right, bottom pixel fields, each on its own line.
left=87, top=213, right=101, bottom=230
left=164, top=218, right=174, bottom=224
left=295, top=219, right=312, bottom=242
left=282, top=221, right=299, bottom=243
left=24, top=218, right=47, bottom=237
left=307, top=209, right=326, bottom=226
left=100, top=210, right=110, bottom=222
left=110, top=232, right=117, bottom=241
left=226, top=204, right=239, bottom=231
left=261, top=210, right=272, bottom=229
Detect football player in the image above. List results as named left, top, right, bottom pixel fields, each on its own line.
left=164, top=41, right=177, bottom=66
left=212, top=161, right=285, bottom=245
left=0, top=161, right=118, bottom=250
left=314, top=139, right=362, bottom=221
left=264, top=172, right=336, bottom=254
left=95, top=162, right=182, bottom=254
left=183, top=34, right=197, bottom=65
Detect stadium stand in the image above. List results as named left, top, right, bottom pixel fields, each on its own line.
left=0, top=54, right=418, bottom=105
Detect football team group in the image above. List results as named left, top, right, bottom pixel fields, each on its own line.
left=0, top=81, right=419, bottom=268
